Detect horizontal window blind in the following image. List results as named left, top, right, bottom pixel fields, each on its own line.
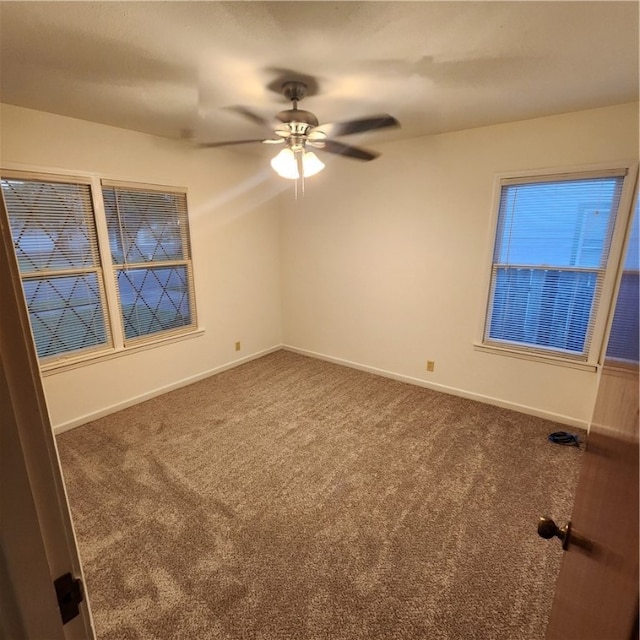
left=1, top=176, right=110, bottom=360
left=485, top=174, right=625, bottom=359
left=102, top=183, right=196, bottom=343
left=606, top=196, right=639, bottom=364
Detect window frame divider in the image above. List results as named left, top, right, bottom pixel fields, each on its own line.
left=90, top=176, right=125, bottom=351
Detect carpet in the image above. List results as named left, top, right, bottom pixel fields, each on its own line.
left=56, top=350, right=582, bottom=639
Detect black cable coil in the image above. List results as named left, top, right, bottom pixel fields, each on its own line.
left=548, top=431, right=581, bottom=447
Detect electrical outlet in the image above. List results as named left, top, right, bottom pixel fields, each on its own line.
left=426, top=360, right=435, bottom=372
left=235, top=341, right=241, bottom=352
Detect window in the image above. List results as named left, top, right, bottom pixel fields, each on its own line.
left=1, top=171, right=197, bottom=367
left=1, top=175, right=111, bottom=359
left=606, top=195, right=639, bottom=366
left=102, top=182, right=196, bottom=343
left=483, top=168, right=633, bottom=364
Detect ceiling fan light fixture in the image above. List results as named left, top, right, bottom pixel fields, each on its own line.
left=302, top=151, right=325, bottom=177
left=270, top=148, right=325, bottom=180
left=270, top=148, right=298, bottom=179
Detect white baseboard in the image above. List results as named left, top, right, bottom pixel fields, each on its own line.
left=283, top=345, right=589, bottom=431
left=53, top=345, right=283, bottom=435
left=54, top=343, right=589, bottom=435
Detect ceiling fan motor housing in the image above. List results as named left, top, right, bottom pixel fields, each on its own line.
left=276, top=109, right=319, bottom=129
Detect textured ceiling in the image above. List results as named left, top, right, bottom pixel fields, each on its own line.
left=0, top=1, right=638, bottom=150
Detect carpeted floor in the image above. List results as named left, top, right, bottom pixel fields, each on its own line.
left=56, top=350, right=582, bottom=639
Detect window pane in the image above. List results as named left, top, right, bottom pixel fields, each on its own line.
left=103, top=188, right=187, bottom=264
left=606, top=197, right=639, bottom=363
left=489, top=268, right=597, bottom=353
left=606, top=272, right=640, bottom=363
left=2, top=179, right=97, bottom=272
left=23, top=274, right=107, bottom=359
left=496, top=178, right=623, bottom=268
left=117, top=266, right=192, bottom=339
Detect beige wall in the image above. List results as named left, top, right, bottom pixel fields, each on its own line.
left=280, top=103, right=639, bottom=427
left=2, top=102, right=638, bottom=430
left=0, top=104, right=284, bottom=430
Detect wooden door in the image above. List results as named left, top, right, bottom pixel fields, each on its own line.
left=545, top=195, right=639, bottom=638
left=545, top=378, right=638, bottom=639
left=0, top=190, right=95, bottom=638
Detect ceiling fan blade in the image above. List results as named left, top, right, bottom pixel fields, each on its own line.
left=224, top=105, right=273, bottom=129
left=198, top=139, right=282, bottom=148
left=312, top=114, right=399, bottom=138
left=315, top=139, right=380, bottom=161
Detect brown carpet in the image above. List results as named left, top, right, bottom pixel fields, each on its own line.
left=56, top=350, right=582, bottom=639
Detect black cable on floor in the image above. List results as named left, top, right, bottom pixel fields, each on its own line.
left=548, top=431, right=581, bottom=447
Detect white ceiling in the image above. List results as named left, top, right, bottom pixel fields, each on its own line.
left=1, top=1, right=638, bottom=151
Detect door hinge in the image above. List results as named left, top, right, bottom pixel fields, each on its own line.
left=54, top=572, right=84, bottom=624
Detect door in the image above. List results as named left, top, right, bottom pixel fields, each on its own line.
left=0, top=192, right=95, bottom=638
left=543, top=197, right=639, bottom=639
left=544, top=373, right=638, bottom=639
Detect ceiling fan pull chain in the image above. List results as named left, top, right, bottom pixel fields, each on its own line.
left=296, top=149, right=304, bottom=199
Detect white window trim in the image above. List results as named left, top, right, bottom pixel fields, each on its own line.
left=476, top=161, right=639, bottom=370
left=40, top=326, right=205, bottom=376
left=473, top=342, right=599, bottom=372
left=91, top=175, right=124, bottom=350
left=1, top=164, right=203, bottom=372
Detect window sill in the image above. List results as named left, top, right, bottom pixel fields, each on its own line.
left=473, top=342, right=599, bottom=372
left=601, top=359, right=639, bottom=377
left=40, top=327, right=206, bottom=376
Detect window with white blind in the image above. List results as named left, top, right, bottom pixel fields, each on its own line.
left=102, top=182, right=196, bottom=343
left=1, top=170, right=197, bottom=367
left=483, top=168, right=634, bottom=364
left=1, top=174, right=111, bottom=360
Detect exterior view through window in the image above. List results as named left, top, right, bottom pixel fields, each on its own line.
left=1, top=172, right=197, bottom=366
left=606, top=195, right=639, bottom=365
left=484, top=169, right=631, bottom=362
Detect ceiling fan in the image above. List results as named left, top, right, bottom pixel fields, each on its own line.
left=199, top=80, right=400, bottom=195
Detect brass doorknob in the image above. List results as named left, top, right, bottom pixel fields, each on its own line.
left=538, top=516, right=571, bottom=550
